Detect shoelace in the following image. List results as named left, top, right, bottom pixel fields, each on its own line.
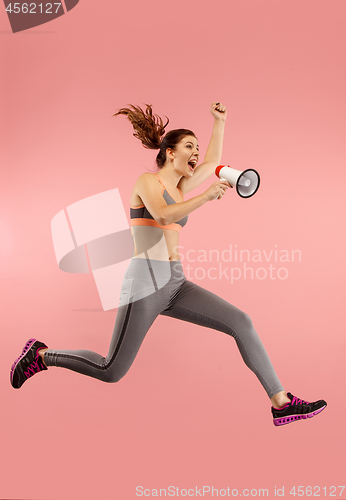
left=24, top=355, right=43, bottom=379
left=291, top=395, right=310, bottom=406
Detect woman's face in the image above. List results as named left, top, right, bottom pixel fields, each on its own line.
left=170, top=135, right=200, bottom=177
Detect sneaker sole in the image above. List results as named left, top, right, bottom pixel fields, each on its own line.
left=273, top=405, right=327, bottom=426
left=10, top=338, right=38, bottom=387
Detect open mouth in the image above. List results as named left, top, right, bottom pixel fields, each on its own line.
left=188, top=159, right=198, bottom=171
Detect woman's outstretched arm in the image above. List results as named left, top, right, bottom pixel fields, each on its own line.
left=178, top=102, right=227, bottom=194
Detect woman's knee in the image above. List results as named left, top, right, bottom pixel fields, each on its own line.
left=236, top=310, right=254, bottom=330
left=102, top=369, right=126, bottom=384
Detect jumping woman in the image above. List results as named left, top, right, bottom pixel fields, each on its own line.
left=10, top=102, right=327, bottom=426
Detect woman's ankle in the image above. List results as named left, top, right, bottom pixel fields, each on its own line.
left=38, top=348, right=48, bottom=368
left=271, top=391, right=290, bottom=408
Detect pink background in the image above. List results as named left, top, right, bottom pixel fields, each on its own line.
left=1, top=0, right=345, bottom=499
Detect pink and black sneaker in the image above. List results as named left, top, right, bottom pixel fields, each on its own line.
left=10, top=338, right=48, bottom=389
left=272, top=392, right=327, bottom=426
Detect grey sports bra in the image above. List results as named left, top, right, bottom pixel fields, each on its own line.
left=130, top=173, right=188, bottom=232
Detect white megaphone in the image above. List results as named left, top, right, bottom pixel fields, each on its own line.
left=215, top=165, right=260, bottom=198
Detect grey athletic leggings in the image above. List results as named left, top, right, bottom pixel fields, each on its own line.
left=44, top=258, right=284, bottom=398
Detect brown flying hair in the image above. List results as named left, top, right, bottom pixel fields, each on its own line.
left=113, top=104, right=197, bottom=168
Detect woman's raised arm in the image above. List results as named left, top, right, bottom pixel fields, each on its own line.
left=178, top=102, right=227, bottom=195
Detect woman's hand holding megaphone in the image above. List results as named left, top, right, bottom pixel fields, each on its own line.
left=204, top=179, right=233, bottom=201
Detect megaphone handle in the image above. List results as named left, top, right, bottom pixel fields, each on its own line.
left=215, top=177, right=231, bottom=198
left=215, top=177, right=225, bottom=199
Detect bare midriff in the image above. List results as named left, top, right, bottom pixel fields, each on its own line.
left=130, top=226, right=181, bottom=261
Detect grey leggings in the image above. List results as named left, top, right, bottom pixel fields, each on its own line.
left=45, top=259, right=284, bottom=398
